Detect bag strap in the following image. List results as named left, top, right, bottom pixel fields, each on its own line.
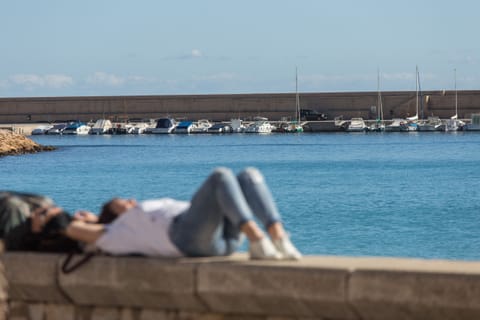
left=61, top=252, right=96, bottom=274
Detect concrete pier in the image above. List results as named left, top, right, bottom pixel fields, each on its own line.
left=2, top=252, right=480, bottom=319
left=1, top=90, right=480, bottom=124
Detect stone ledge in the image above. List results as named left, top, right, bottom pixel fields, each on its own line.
left=2, top=253, right=480, bottom=319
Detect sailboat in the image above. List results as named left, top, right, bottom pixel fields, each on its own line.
left=406, top=66, right=420, bottom=131
left=446, top=69, right=465, bottom=132
left=416, top=69, right=443, bottom=132
left=281, top=67, right=304, bottom=133
left=368, top=69, right=385, bottom=132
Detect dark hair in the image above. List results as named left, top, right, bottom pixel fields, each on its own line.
left=98, top=198, right=120, bottom=224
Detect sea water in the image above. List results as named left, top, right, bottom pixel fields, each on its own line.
left=1, top=132, right=480, bottom=260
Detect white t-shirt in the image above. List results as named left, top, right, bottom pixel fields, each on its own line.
left=95, top=198, right=190, bottom=257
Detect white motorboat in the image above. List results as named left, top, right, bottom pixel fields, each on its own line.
left=207, top=123, right=233, bottom=133
left=417, top=117, right=442, bottom=132
left=175, top=121, right=194, bottom=134
left=31, top=124, right=53, bottom=135
left=190, top=119, right=212, bottom=133
left=147, top=118, right=177, bottom=134
left=62, top=121, right=91, bottom=135
left=385, top=119, right=409, bottom=132
left=131, top=122, right=150, bottom=134
left=89, top=119, right=112, bottom=135
left=107, top=122, right=135, bottom=134
left=346, top=118, right=367, bottom=132
left=45, top=123, right=68, bottom=135
left=245, top=117, right=273, bottom=133
left=230, top=119, right=245, bottom=133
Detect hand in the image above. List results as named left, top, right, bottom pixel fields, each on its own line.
left=73, top=210, right=99, bottom=223
left=31, top=206, right=64, bottom=233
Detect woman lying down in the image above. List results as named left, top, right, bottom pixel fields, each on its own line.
left=2, top=167, right=302, bottom=260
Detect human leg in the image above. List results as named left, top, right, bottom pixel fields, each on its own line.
left=169, top=167, right=280, bottom=259
left=237, top=168, right=302, bottom=260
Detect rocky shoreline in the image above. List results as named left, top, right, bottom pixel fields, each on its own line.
left=0, top=129, right=55, bottom=157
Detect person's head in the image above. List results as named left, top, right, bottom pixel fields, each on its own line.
left=98, top=198, right=137, bottom=224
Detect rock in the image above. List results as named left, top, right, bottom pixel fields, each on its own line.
left=0, top=130, right=55, bottom=157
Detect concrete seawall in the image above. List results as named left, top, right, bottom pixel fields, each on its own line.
left=1, top=90, right=480, bottom=124
left=2, top=252, right=480, bottom=319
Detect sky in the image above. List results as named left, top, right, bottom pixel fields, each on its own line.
left=1, top=0, right=479, bottom=97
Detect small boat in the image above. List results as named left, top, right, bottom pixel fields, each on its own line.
left=175, top=121, right=194, bottom=134
left=31, top=124, right=53, bottom=135
left=230, top=119, right=245, bottom=133
left=464, top=114, right=480, bottom=131
left=368, top=70, right=385, bottom=132
left=385, top=119, right=409, bottom=132
left=131, top=122, right=150, bottom=134
left=107, top=122, right=134, bottom=134
left=190, top=119, right=212, bottom=133
left=147, top=118, right=177, bottom=134
left=446, top=69, right=465, bottom=132
left=207, top=123, right=233, bottom=133
left=45, top=123, right=68, bottom=135
left=63, top=121, right=91, bottom=135
left=89, top=119, right=112, bottom=135
left=417, top=116, right=442, bottom=132
left=346, top=118, right=367, bottom=132
left=286, top=67, right=304, bottom=133
left=245, top=117, right=273, bottom=134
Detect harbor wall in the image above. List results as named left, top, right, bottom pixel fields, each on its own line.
left=1, top=90, right=480, bottom=124
left=2, top=252, right=480, bottom=320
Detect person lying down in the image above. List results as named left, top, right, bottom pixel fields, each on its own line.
left=2, top=167, right=302, bottom=260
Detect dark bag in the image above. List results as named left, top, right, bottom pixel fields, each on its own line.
left=5, top=211, right=81, bottom=253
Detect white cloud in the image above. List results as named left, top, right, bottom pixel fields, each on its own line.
left=86, top=72, right=125, bottom=86
left=191, top=49, right=202, bottom=58
left=9, top=74, right=73, bottom=88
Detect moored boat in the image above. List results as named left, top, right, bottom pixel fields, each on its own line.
left=89, top=119, right=112, bottom=135
left=245, top=117, right=273, bottom=134
left=190, top=119, right=212, bottom=133
left=346, top=118, right=367, bottom=132
left=147, top=118, right=177, bottom=134
left=63, top=121, right=91, bottom=135
left=175, top=121, right=194, bottom=134
left=464, top=114, right=480, bottom=131
left=31, top=124, right=53, bottom=135
left=385, top=119, right=409, bottom=132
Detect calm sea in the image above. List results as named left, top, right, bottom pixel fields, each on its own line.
left=1, top=132, right=480, bottom=260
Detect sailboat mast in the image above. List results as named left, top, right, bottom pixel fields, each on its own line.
left=415, top=65, right=419, bottom=118
left=295, top=67, right=300, bottom=122
left=455, top=68, right=458, bottom=117
left=377, top=69, right=383, bottom=121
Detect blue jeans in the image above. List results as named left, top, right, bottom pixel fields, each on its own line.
left=169, top=167, right=282, bottom=257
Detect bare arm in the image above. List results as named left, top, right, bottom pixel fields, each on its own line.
left=65, top=220, right=106, bottom=244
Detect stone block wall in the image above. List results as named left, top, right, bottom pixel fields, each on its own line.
left=1, top=90, right=480, bottom=124
left=2, top=252, right=480, bottom=319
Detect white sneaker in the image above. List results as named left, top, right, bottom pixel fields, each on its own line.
left=273, top=236, right=302, bottom=260
left=249, top=237, right=283, bottom=260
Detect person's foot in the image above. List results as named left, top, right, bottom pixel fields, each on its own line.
left=272, top=236, right=302, bottom=260
left=249, top=237, right=282, bottom=260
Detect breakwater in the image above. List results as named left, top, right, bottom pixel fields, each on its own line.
left=2, top=252, right=480, bottom=320
left=1, top=90, right=480, bottom=124
left=0, top=130, right=54, bottom=157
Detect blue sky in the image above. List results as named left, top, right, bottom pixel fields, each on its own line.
left=1, top=0, right=479, bottom=97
